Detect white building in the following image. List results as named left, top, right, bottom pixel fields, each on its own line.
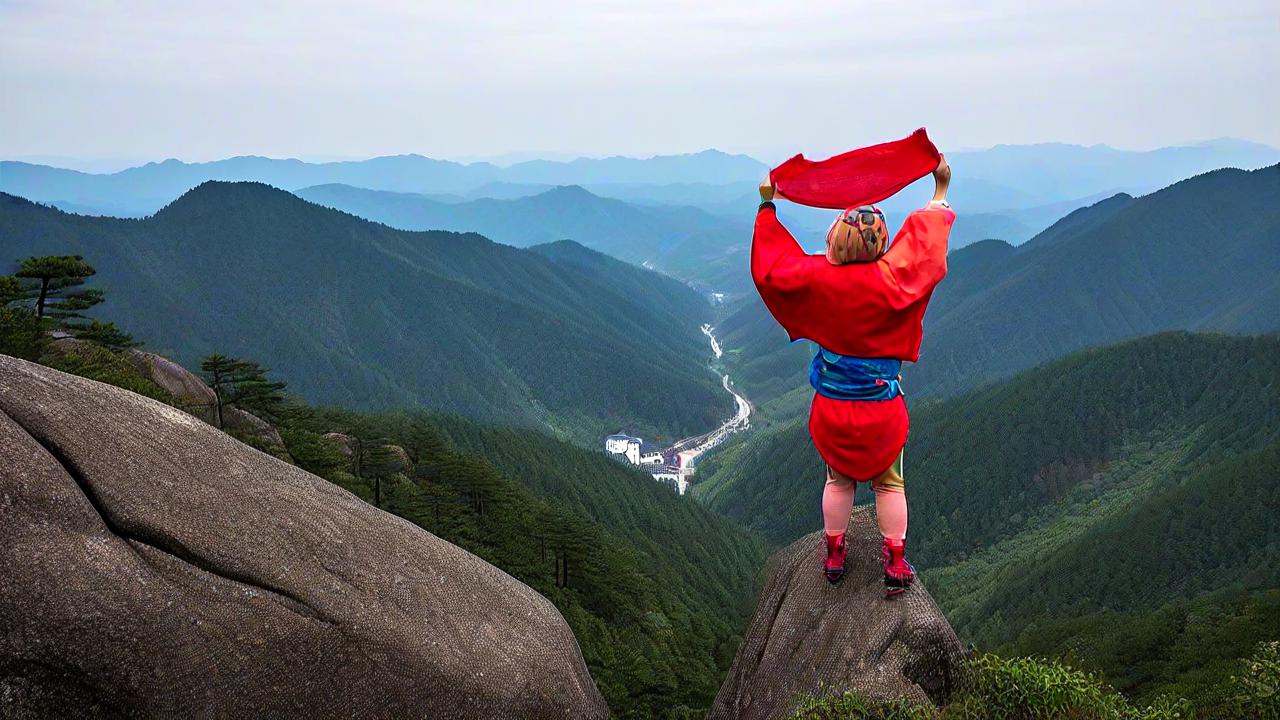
left=604, top=433, right=642, bottom=465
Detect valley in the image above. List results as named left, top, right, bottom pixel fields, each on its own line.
left=604, top=323, right=752, bottom=494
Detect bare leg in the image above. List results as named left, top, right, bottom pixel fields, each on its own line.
left=821, top=465, right=857, bottom=536
left=872, top=452, right=914, bottom=595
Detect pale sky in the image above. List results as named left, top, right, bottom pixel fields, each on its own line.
left=2, top=0, right=1277, bottom=165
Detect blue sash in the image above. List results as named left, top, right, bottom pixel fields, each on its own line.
left=809, top=348, right=903, bottom=401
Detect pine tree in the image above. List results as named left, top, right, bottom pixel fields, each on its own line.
left=74, top=321, right=139, bottom=351
left=200, top=354, right=243, bottom=429
left=200, top=354, right=287, bottom=428
left=228, top=362, right=288, bottom=422
left=352, top=438, right=398, bottom=508
left=14, top=255, right=102, bottom=322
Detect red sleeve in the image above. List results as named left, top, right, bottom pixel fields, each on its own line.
left=876, top=207, right=954, bottom=309
left=751, top=204, right=812, bottom=294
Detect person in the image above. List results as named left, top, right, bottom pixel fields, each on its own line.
left=754, top=152, right=952, bottom=595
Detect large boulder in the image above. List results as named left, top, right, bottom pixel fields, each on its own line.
left=125, top=349, right=287, bottom=457
left=0, top=354, right=608, bottom=719
left=710, top=507, right=967, bottom=720
left=222, top=405, right=288, bottom=453
left=316, top=435, right=413, bottom=476
left=380, top=444, right=414, bottom=476
left=124, top=349, right=217, bottom=421
left=322, top=431, right=358, bottom=461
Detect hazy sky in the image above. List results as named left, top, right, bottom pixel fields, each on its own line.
left=2, top=0, right=1277, bottom=165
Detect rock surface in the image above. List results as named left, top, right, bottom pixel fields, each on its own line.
left=322, top=431, right=357, bottom=460
left=0, top=354, right=608, bottom=719
left=124, top=349, right=217, bottom=420
left=123, top=349, right=286, bottom=454
left=222, top=405, right=287, bottom=451
left=379, top=444, right=414, bottom=476
left=710, top=507, right=967, bottom=720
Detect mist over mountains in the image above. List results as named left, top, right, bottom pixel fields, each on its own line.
left=0, top=150, right=768, bottom=218
left=4, top=138, right=1276, bottom=251
left=294, top=183, right=750, bottom=282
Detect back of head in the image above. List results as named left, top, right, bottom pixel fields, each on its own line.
left=826, top=206, right=889, bottom=264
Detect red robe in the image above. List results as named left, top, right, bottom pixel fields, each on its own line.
left=751, top=131, right=954, bottom=480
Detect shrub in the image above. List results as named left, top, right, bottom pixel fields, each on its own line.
left=1223, top=641, right=1280, bottom=720
left=789, top=655, right=1191, bottom=720
left=41, top=342, right=173, bottom=404
left=790, top=689, right=938, bottom=720
left=948, top=655, right=1188, bottom=720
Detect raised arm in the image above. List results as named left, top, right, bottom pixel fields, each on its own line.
left=759, top=175, right=776, bottom=203
left=878, top=157, right=954, bottom=307
left=928, top=156, right=951, bottom=207
left=752, top=174, right=811, bottom=293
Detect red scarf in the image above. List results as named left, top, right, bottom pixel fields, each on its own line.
left=770, top=128, right=942, bottom=209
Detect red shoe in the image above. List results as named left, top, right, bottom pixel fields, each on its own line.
left=882, top=537, right=915, bottom=597
left=823, top=532, right=847, bottom=584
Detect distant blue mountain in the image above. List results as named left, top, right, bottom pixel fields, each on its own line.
left=0, top=150, right=767, bottom=217
left=4, top=138, right=1276, bottom=252
left=294, top=183, right=745, bottom=277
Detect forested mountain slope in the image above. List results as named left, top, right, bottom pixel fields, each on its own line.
left=693, top=332, right=1280, bottom=704
left=698, top=332, right=1278, bottom=555
left=914, top=164, right=1280, bottom=396
left=0, top=183, right=728, bottom=443
left=720, top=164, right=1280, bottom=410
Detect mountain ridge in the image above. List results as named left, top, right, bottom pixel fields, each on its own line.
left=0, top=181, right=730, bottom=443
left=293, top=181, right=744, bottom=273
left=7, top=137, right=1276, bottom=224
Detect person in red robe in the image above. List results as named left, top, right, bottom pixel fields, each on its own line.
left=752, top=130, right=953, bottom=594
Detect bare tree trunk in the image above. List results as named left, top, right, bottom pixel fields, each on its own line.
left=555, top=552, right=568, bottom=589
left=209, top=369, right=225, bottom=429
left=35, top=279, right=49, bottom=320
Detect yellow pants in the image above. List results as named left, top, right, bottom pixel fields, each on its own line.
left=827, top=449, right=904, bottom=490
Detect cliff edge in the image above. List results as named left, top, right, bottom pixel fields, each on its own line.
left=710, top=507, right=966, bottom=720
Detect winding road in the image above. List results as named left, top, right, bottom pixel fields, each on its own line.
left=662, top=325, right=751, bottom=467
